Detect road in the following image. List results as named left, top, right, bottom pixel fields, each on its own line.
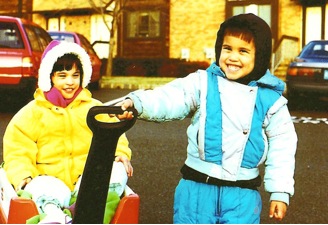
left=1, top=88, right=328, bottom=224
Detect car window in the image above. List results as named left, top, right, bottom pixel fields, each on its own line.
left=23, top=24, right=51, bottom=52
left=23, top=24, right=42, bottom=52
left=77, top=34, right=98, bottom=56
left=50, top=33, right=75, bottom=43
left=33, top=26, right=52, bottom=52
left=312, top=44, right=328, bottom=51
left=308, top=43, right=328, bottom=58
left=0, top=22, right=24, bottom=49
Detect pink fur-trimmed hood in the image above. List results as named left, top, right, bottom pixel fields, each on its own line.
left=38, top=40, right=92, bottom=92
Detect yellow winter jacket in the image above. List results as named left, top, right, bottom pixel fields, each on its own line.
left=3, top=88, right=132, bottom=190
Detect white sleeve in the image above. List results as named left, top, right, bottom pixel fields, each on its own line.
left=263, top=96, right=298, bottom=197
left=128, top=71, right=202, bottom=122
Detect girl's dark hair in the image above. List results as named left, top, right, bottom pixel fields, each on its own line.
left=51, top=53, right=84, bottom=85
left=215, top=13, right=272, bottom=84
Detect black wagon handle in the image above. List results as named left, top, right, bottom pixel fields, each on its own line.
left=87, top=106, right=138, bottom=132
left=73, top=105, right=138, bottom=224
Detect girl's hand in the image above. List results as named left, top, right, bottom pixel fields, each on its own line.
left=269, top=200, right=287, bottom=221
left=16, top=176, right=32, bottom=191
left=115, top=155, right=133, bottom=177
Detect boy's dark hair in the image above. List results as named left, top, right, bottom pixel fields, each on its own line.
left=51, top=53, right=84, bottom=86
left=215, top=13, right=272, bottom=83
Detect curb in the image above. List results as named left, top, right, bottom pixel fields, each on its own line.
left=100, top=76, right=176, bottom=89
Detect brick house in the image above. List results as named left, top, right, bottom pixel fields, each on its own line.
left=2, top=0, right=327, bottom=77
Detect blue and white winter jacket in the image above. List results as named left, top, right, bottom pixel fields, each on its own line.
left=128, top=63, right=297, bottom=205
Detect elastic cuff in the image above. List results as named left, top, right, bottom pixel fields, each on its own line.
left=127, top=93, right=142, bottom=114
left=270, top=192, right=289, bottom=205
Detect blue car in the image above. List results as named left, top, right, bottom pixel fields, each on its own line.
left=286, top=40, right=328, bottom=99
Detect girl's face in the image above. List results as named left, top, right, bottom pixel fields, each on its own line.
left=51, top=63, right=81, bottom=99
left=219, top=35, right=255, bottom=80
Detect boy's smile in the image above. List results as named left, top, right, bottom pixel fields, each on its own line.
left=51, top=63, right=81, bottom=99
left=219, top=35, right=255, bottom=81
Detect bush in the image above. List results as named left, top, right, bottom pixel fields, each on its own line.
left=112, top=58, right=210, bottom=77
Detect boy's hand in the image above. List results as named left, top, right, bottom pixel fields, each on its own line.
left=115, top=99, right=135, bottom=120
left=269, top=200, right=287, bottom=221
left=120, top=98, right=134, bottom=110
left=115, top=155, right=133, bottom=177
left=116, top=111, right=134, bottom=120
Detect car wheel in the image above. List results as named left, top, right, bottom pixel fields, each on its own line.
left=286, top=88, right=300, bottom=109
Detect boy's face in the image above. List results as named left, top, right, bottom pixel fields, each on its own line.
left=219, top=35, right=255, bottom=80
left=51, top=63, right=81, bottom=99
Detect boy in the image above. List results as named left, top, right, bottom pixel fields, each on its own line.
left=118, top=13, right=297, bottom=223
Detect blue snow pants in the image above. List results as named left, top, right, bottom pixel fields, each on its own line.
left=173, top=179, right=262, bottom=224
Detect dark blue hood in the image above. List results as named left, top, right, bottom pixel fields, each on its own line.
left=215, top=13, right=272, bottom=84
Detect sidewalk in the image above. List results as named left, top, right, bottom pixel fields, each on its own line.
left=100, top=75, right=176, bottom=89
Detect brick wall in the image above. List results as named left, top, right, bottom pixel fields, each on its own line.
left=169, top=0, right=307, bottom=62
left=33, top=0, right=103, bottom=11
left=29, top=0, right=324, bottom=64
left=169, top=0, right=225, bottom=63
left=279, top=0, right=303, bottom=52
left=63, top=15, right=92, bottom=40
left=0, top=0, right=32, bottom=19
left=33, top=14, right=93, bottom=44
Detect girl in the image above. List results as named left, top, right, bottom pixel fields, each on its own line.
left=3, top=40, right=133, bottom=223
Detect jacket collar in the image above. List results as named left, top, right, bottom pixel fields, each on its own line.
left=206, top=63, right=285, bottom=94
left=34, top=88, right=93, bottom=108
left=249, top=70, right=286, bottom=94
left=206, top=62, right=226, bottom=78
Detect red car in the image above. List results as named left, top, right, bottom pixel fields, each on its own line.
left=48, top=31, right=102, bottom=89
left=0, top=16, right=52, bottom=103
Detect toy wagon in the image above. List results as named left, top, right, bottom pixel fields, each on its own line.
left=0, top=106, right=139, bottom=224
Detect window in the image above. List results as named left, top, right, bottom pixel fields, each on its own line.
left=231, top=4, right=271, bottom=27
left=24, top=25, right=52, bottom=52
left=305, top=7, right=322, bottom=44
left=127, top=11, right=160, bottom=38
left=32, top=26, right=52, bottom=51
left=49, top=33, right=76, bottom=43
left=23, top=25, right=40, bottom=51
left=0, top=22, right=24, bottom=49
left=226, top=0, right=278, bottom=43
